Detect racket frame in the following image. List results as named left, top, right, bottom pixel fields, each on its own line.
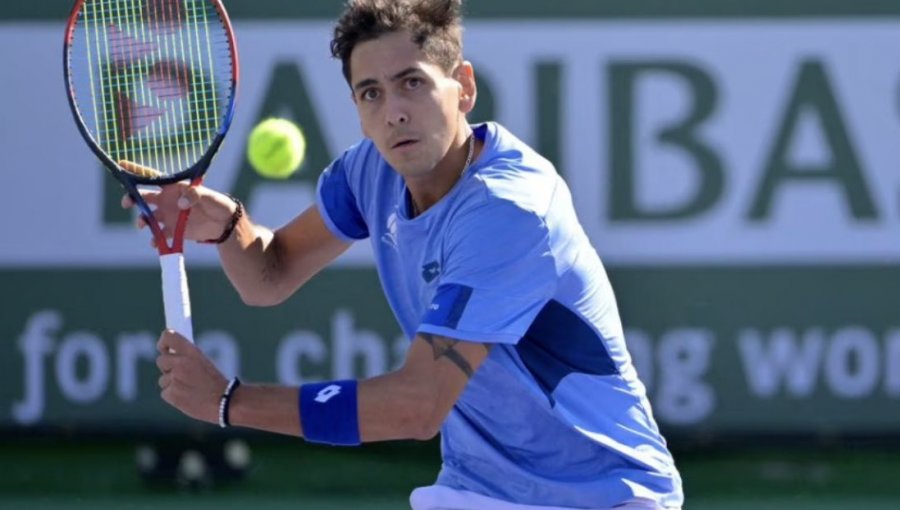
left=63, top=0, right=240, bottom=341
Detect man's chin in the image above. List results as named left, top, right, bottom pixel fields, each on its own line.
left=387, top=159, right=434, bottom=178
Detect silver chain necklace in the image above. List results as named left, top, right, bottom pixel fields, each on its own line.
left=411, top=134, right=475, bottom=217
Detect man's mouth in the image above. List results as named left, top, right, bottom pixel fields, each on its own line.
left=392, top=139, right=418, bottom=149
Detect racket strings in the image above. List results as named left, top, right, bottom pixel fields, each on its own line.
left=71, top=0, right=235, bottom=179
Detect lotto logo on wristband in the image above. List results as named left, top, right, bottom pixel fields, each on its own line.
left=314, top=384, right=342, bottom=403
left=300, top=380, right=361, bottom=446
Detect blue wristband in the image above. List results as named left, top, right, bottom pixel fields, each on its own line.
left=299, top=380, right=361, bottom=446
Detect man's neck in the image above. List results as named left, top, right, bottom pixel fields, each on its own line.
left=406, top=130, right=479, bottom=216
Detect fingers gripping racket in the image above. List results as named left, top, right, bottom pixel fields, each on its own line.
left=64, top=0, right=239, bottom=342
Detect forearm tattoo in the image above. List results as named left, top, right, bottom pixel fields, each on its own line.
left=421, top=333, right=488, bottom=378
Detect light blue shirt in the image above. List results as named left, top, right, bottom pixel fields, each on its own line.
left=317, top=122, right=683, bottom=509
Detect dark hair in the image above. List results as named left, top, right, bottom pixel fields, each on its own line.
left=331, top=0, right=464, bottom=85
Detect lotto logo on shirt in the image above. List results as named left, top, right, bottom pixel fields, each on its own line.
left=421, top=261, right=441, bottom=283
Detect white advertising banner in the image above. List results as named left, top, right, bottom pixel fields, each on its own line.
left=1, top=21, right=898, bottom=267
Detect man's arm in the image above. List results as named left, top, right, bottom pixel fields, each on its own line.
left=219, top=203, right=351, bottom=306
left=355, top=333, right=493, bottom=441
left=123, top=184, right=351, bottom=306
left=156, top=331, right=493, bottom=441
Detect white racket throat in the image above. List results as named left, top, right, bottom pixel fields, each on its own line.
left=160, top=253, right=194, bottom=343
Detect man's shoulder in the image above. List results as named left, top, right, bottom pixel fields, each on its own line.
left=447, top=180, right=553, bottom=249
left=468, top=166, right=557, bottom=219
left=479, top=122, right=549, bottom=168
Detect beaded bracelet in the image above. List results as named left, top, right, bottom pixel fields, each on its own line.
left=218, top=377, right=242, bottom=428
left=201, top=195, right=243, bottom=244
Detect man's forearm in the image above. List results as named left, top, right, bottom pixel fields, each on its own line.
left=227, top=384, right=303, bottom=437
left=225, top=372, right=433, bottom=443
left=215, top=205, right=350, bottom=307
left=217, top=215, right=288, bottom=306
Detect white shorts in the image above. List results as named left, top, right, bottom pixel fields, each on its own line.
left=409, top=485, right=677, bottom=510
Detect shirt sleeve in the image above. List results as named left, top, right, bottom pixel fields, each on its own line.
left=316, top=153, right=369, bottom=241
left=418, top=198, right=557, bottom=345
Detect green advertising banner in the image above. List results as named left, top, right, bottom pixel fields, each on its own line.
left=1, top=269, right=404, bottom=430
left=3, top=266, right=899, bottom=435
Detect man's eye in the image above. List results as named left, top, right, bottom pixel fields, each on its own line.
left=362, top=89, right=379, bottom=101
left=406, top=78, right=422, bottom=89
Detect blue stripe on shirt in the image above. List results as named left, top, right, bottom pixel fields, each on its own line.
left=516, top=300, right=618, bottom=402
left=317, top=157, right=369, bottom=240
left=423, top=283, right=474, bottom=330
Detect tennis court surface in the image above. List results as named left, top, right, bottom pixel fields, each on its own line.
left=4, top=437, right=900, bottom=509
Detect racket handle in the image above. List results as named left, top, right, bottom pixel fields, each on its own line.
left=160, top=253, right=194, bottom=343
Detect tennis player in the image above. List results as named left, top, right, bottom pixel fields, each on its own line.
left=133, top=1, right=683, bottom=508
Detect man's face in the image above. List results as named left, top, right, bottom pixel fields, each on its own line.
left=349, top=31, right=465, bottom=177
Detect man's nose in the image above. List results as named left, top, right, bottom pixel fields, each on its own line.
left=385, top=96, right=409, bottom=126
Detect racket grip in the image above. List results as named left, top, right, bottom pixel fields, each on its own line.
left=160, top=253, right=194, bottom=343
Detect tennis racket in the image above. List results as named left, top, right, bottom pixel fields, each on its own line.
left=64, top=0, right=239, bottom=342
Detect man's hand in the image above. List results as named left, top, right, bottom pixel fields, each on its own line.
left=121, top=183, right=237, bottom=245
left=156, top=330, right=228, bottom=424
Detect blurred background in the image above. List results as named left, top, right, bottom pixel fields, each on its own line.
left=2, top=0, right=900, bottom=508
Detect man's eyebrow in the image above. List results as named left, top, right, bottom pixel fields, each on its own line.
left=352, top=67, right=421, bottom=92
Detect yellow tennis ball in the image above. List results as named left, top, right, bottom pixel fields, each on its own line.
left=247, top=118, right=306, bottom=179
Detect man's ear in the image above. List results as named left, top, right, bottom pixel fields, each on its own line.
left=455, top=61, right=477, bottom=114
